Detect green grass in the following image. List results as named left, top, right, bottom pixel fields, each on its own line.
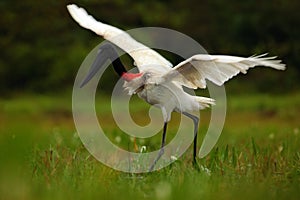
left=0, top=93, right=299, bottom=199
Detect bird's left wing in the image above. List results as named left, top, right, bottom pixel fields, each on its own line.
left=67, top=4, right=172, bottom=73
left=161, top=54, right=286, bottom=89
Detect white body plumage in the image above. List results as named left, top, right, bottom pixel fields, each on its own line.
left=67, top=4, right=285, bottom=170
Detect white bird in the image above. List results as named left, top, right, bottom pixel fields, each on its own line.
left=67, top=4, right=286, bottom=171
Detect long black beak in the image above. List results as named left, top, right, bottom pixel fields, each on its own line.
left=80, top=43, right=127, bottom=88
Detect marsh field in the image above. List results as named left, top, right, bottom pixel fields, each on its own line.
left=1, top=1, right=300, bottom=199
left=0, top=92, right=299, bottom=200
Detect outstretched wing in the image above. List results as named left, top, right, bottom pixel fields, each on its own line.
left=161, top=54, right=286, bottom=89
left=67, top=4, right=172, bottom=73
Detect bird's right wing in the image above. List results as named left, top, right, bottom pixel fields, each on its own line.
left=161, top=54, right=286, bottom=89
left=67, top=4, right=173, bottom=74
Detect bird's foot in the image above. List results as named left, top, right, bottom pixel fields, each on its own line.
left=192, top=159, right=201, bottom=172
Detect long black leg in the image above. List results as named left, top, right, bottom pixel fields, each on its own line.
left=149, top=122, right=168, bottom=172
left=182, top=112, right=199, bottom=165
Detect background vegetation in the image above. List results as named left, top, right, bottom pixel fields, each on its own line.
left=0, top=0, right=299, bottom=94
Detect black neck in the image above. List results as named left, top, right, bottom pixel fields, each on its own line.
left=103, top=42, right=127, bottom=76
left=112, top=57, right=127, bottom=77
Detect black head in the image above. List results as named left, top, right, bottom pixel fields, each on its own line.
left=80, top=43, right=127, bottom=87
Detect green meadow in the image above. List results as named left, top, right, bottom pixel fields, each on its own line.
left=1, top=1, right=299, bottom=199
left=0, top=92, right=299, bottom=200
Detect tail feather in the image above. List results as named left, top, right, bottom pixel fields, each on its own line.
left=195, top=96, right=216, bottom=109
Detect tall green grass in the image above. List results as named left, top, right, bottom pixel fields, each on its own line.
left=0, top=93, right=299, bottom=199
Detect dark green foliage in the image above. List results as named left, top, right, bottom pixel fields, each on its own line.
left=0, top=0, right=299, bottom=94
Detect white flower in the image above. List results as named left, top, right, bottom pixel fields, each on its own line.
left=200, top=165, right=211, bottom=176
left=170, top=155, right=177, bottom=161
left=140, top=146, right=147, bottom=153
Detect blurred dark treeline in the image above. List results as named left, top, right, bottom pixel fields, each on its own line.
left=0, top=0, right=299, bottom=95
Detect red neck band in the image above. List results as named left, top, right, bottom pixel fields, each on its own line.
left=122, top=72, right=143, bottom=81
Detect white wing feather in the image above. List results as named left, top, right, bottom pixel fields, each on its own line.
left=162, top=54, right=286, bottom=89
left=67, top=4, right=172, bottom=73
